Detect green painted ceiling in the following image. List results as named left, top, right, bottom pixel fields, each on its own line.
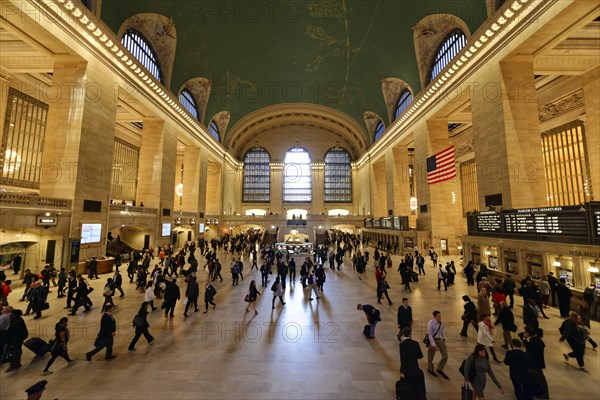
left=100, top=0, right=487, bottom=136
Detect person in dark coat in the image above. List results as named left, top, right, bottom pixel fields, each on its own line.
left=523, top=298, right=539, bottom=333
left=464, top=262, right=475, bottom=286
left=70, top=276, right=91, bottom=315
left=204, top=282, right=217, bottom=313
left=520, top=326, right=549, bottom=399
left=163, top=279, right=180, bottom=318
left=504, top=339, right=534, bottom=400
left=19, top=269, right=36, bottom=301
left=357, top=303, right=381, bottom=338
left=128, top=302, right=154, bottom=351
left=86, top=304, right=117, bottom=360
left=11, top=254, right=22, bottom=275
left=399, top=327, right=426, bottom=400
left=88, top=256, right=99, bottom=280
left=5, top=309, right=28, bottom=372
left=397, top=298, right=413, bottom=330
left=556, top=278, right=573, bottom=317
left=560, top=312, right=587, bottom=371
left=65, top=273, right=77, bottom=309
left=547, top=272, right=558, bottom=307
left=460, top=295, right=479, bottom=337
left=495, top=302, right=516, bottom=349
left=183, top=276, right=199, bottom=317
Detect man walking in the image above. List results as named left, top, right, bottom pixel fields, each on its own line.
left=416, top=254, right=425, bottom=275
left=164, top=279, right=180, bottom=318
left=88, top=256, right=99, bottom=280
left=436, top=264, right=447, bottom=291
left=86, top=304, right=116, bottom=361
left=113, top=270, right=124, bottom=297
left=397, top=298, right=413, bottom=330
left=426, top=310, right=448, bottom=379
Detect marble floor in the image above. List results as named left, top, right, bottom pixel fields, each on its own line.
left=1, top=248, right=598, bottom=400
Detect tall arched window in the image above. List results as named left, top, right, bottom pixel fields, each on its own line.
left=374, top=120, right=385, bottom=141
left=209, top=120, right=220, bottom=142
left=179, top=89, right=199, bottom=120
left=428, top=29, right=467, bottom=83
left=324, top=147, right=352, bottom=203
left=283, top=147, right=311, bottom=203
left=394, top=89, right=413, bottom=120
left=121, top=28, right=164, bottom=83
left=243, top=147, right=271, bottom=203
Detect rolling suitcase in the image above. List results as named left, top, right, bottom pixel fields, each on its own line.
left=24, top=337, right=49, bottom=357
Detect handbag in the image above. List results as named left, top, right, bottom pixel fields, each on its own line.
left=423, top=322, right=441, bottom=347
left=461, top=383, right=473, bottom=400
left=244, top=291, right=251, bottom=302
left=40, top=302, right=50, bottom=311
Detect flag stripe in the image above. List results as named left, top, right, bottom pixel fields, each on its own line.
left=426, top=145, right=456, bottom=185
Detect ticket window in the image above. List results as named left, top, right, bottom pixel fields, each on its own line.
left=558, top=268, right=574, bottom=288
left=472, top=246, right=481, bottom=264
left=504, top=251, right=518, bottom=275
left=526, top=254, right=543, bottom=279
left=485, top=248, right=499, bottom=270
left=593, top=274, right=600, bottom=289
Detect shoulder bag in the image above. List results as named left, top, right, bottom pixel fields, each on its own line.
left=423, top=322, right=441, bottom=347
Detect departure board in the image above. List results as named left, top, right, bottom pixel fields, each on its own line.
left=474, top=212, right=502, bottom=233
left=503, top=207, right=587, bottom=237
left=593, top=209, right=600, bottom=237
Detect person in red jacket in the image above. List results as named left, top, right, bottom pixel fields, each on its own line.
left=0, top=280, right=12, bottom=306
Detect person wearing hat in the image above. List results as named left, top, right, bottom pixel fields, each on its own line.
left=25, top=380, right=47, bottom=400
left=86, top=304, right=117, bottom=361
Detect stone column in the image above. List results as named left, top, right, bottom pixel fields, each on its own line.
left=371, top=160, right=387, bottom=217
left=311, top=163, right=324, bottom=214
left=270, top=163, right=283, bottom=215
left=582, top=67, right=599, bottom=200
left=388, top=147, right=412, bottom=217
left=471, top=60, right=546, bottom=209
left=39, top=59, right=117, bottom=257
left=414, top=118, right=463, bottom=254
left=136, top=118, right=177, bottom=213
left=181, top=145, right=203, bottom=213
left=204, top=158, right=222, bottom=215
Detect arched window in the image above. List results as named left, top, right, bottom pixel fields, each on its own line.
left=121, top=28, right=163, bottom=83
left=428, top=29, right=467, bottom=83
left=283, top=147, right=311, bottom=203
left=179, top=89, right=199, bottom=120
left=324, top=147, right=352, bottom=203
left=243, top=147, right=271, bottom=203
left=394, top=89, right=413, bottom=120
left=374, top=120, right=385, bottom=141
left=209, top=120, right=220, bottom=141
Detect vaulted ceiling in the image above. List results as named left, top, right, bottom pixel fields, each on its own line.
left=100, top=0, right=487, bottom=140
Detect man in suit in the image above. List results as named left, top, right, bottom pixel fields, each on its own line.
left=113, top=270, right=124, bottom=297
left=86, top=304, right=117, bottom=361
left=399, top=327, right=426, bottom=400
left=88, top=257, right=99, bottom=280
left=504, top=339, right=534, bottom=400
left=523, top=298, right=539, bottom=333
left=70, top=276, right=91, bottom=315
left=397, top=298, right=413, bottom=330
left=163, top=279, right=180, bottom=318
left=520, top=326, right=549, bottom=399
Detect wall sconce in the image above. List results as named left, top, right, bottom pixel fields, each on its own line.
left=552, top=255, right=562, bottom=267
left=588, top=259, right=599, bottom=273
left=485, top=250, right=492, bottom=256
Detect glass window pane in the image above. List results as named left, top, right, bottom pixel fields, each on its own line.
left=121, top=28, right=164, bottom=84
left=324, top=147, right=352, bottom=203
left=429, top=30, right=467, bottom=83
left=284, top=148, right=311, bottom=202
left=243, top=147, right=270, bottom=203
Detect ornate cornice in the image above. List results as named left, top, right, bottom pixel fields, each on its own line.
left=538, top=90, right=584, bottom=123
left=455, top=140, right=474, bottom=159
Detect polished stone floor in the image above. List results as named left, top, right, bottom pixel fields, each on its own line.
left=1, top=247, right=598, bottom=400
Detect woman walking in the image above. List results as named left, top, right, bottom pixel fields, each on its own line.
left=271, top=276, right=285, bottom=308
left=477, top=314, right=501, bottom=362
left=494, top=302, right=517, bottom=349
left=463, top=344, right=505, bottom=400
left=144, top=281, right=157, bottom=311
left=244, top=280, right=260, bottom=315
left=42, top=317, right=74, bottom=375
left=128, top=302, right=155, bottom=352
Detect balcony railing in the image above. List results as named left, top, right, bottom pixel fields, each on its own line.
left=0, top=193, right=72, bottom=210
left=109, top=204, right=158, bottom=215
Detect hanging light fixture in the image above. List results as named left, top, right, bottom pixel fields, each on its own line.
left=552, top=256, right=562, bottom=267
left=588, top=259, right=599, bottom=273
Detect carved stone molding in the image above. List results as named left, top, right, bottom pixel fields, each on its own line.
left=538, top=90, right=584, bottom=123
left=212, top=111, right=231, bottom=140
left=180, top=78, right=212, bottom=123
left=455, top=140, right=474, bottom=159
left=381, top=78, right=413, bottom=124
left=225, top=103, right=368, bottom=160
left=363, top=111, right=383, bottom=138
left=413, top=14, right=471, bottom=87
left=118, top=13, right=177, bottom=88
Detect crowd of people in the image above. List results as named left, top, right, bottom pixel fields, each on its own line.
left=0, top=231, right=598, bottom=400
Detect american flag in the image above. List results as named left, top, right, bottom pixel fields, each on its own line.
left=426, top=145, right=456, bottom=184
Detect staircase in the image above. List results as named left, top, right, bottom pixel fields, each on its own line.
left=106, top=240, right=137, bottom=257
